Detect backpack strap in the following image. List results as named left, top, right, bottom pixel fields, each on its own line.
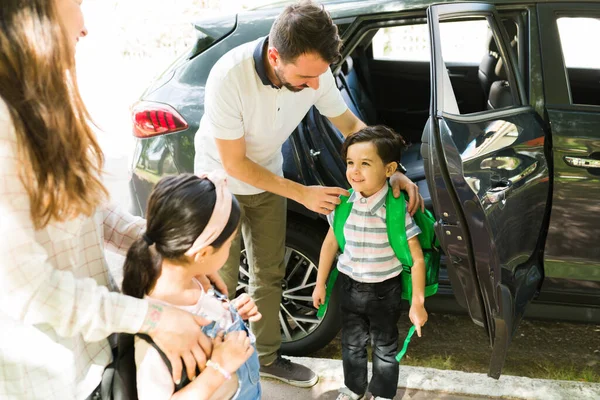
left=317, top=191, right=352, bottom=319
left=332, top=192, right=353, bottom=251
left=137, top=334, right=196, bottom=392
left=385, top=189, right=413, bottom=268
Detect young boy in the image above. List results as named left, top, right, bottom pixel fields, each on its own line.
left=312, top=125, right=428, bottom=400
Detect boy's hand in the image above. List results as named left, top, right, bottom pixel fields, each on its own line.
left=312, top=284, right=326, bottom=309
left=409, top=303, right=428, bottom=337
left=231, top=293, right=262, bottom=322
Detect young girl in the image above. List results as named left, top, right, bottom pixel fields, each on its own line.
left=122, top=172, right=262, bottom=400
left=312, top=125, right=428, bottom=400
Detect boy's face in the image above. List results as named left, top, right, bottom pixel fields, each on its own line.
left=346, top=142, right=397, bottom=197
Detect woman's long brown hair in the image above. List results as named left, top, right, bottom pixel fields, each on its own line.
left=0, top=0, right=107, bottom=229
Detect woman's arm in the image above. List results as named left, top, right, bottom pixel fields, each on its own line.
left=0, top=125, right=147, bottom=341
left=102, top=202, right=146, bottom=256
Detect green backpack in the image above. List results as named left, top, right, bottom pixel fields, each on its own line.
left=317, top=187, right=440, bottom=361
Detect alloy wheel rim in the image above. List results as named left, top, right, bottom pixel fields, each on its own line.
left=238, top=246, right=322, bottom=343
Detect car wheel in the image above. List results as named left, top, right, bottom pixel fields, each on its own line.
left=236, top=219, right=341, bottom=356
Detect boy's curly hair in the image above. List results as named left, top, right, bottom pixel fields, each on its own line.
left=341, top=125, right=408, bottom=165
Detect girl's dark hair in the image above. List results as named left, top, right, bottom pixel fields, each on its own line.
left=341, top=125, right=408, bottom=165
left=122, top=174, right=241, bottom=299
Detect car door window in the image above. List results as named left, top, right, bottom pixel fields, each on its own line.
left=372, top=20, right=489, bottom=63
left=437, top=17, right=520, bottom=114
left=556, top=17, right=600, bottom=106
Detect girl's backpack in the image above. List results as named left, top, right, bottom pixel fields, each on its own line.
left=99, top=333, right=193, bottom=400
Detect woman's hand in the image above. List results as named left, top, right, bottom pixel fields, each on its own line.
left=141, top=303, right=212, bottom=384
left=389, top=172, right=425, bottom=215
left=231, top=293, right=262, bottom=322
left=211, top=331, right=254, bottom=375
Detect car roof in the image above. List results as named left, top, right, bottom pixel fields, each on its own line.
left=242, top=0, right=599, bottom=21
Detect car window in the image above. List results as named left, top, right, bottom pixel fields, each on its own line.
left=437, top=17, right=519, bottom=115
left=556, top=17, right=600, bottom=106
left=372, top=23, right=429, bottom=62
left=372, top=20, right=489, bottom=64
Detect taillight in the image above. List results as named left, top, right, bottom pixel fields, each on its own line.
left=131, top=101, right=188, bottom=138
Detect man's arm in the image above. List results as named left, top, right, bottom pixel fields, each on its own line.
left=327, top=108, right=367, bottom=137
left=215, top=136, right=347, bottom=214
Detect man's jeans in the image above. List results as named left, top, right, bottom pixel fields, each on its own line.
left=340, top=273, right=403, bottom=399
left=219, top=191, right=287, bottom=365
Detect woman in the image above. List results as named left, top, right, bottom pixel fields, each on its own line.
left=0, top=1, right=213, bottom=398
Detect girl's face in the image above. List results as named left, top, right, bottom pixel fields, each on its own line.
left=193, top=229, right=238, bottom=275
left=55, top=0, right=87, bottom=50
left=346, top=141, right=396, bottom=197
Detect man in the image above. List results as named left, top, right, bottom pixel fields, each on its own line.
left=194, top=0, right=423, bottom=387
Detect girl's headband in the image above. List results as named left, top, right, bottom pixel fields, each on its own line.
left=184, top=171, right=232, bottom=256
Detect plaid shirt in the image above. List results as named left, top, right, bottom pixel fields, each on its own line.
left=0, top=98, right=148, bottom=399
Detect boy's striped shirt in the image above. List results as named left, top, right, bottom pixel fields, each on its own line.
left=327, top=184, right=421, bottom=283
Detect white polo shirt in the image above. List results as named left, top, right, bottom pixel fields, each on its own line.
left=194, top=37, right=348, bottom=195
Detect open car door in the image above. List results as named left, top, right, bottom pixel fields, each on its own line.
left=422, top=3, right=552, bottom=378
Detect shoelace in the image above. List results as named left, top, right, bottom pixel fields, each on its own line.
left=274, top=356, right=294, bottom=371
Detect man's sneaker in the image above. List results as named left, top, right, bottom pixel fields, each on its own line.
left=259, top=356, right=318, bottom=387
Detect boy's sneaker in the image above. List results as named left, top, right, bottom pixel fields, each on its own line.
left=259, top=356, right=318, bottom=387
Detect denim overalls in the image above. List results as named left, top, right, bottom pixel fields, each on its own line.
left=202, top=294, right=261, bottom=400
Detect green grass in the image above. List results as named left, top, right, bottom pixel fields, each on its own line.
left=310, top=313, right=600, bottom=383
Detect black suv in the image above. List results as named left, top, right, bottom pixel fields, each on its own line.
left=128, top=0, right=600, bottom=378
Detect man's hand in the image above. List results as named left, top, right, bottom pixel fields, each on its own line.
left=299, top=186, right=349, bottom=215
left=141, top=303, right=212, bottom=384
left=389, top=172, right=425, bottom=215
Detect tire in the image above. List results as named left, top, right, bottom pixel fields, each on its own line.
left=236, top=219, right=341, bottom=356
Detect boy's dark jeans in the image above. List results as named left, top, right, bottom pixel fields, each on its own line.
left=340, top=273, right=403, bottom=399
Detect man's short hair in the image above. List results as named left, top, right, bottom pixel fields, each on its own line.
left=269, top=0, right=342, bottom=64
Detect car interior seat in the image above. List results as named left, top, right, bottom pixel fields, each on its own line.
left=483, top=21, right=519, bottom=109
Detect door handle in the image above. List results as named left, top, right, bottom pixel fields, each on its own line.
left=564, top=156, right=600, bottom=169
left=483, top=182, right=511, bottom=205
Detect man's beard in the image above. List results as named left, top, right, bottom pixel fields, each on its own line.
left=273, top=67, right=308, bottom=92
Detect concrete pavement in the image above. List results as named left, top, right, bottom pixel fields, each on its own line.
left=261, top=378, right=494, bottom=399
left=260, top=357, right=600, bottom=400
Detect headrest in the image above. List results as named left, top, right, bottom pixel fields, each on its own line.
left=503, top=20, right=518, bottom=42
left=487, top=30, right=498, bottom=55
left=495, top=57, right=508, bottom=80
